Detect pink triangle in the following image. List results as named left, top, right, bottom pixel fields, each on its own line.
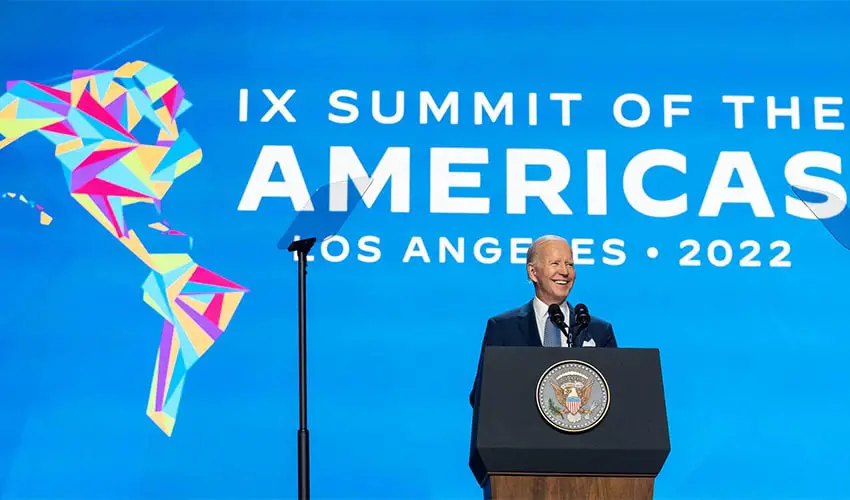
left=204, top=293, right=224, bottom=323
left=76, top=91, right=136, bottom=142
left=160, top=85, right=178, bottom=117
left=30, top=81, right=72, bottom=103
left=73, top=178, right=148, bottom=198
left=188, top=267, right=247, bottom=291
left=76, top=146, right=134, bottom=170
left=42, top=120, right=75, bottom=136
left=71, top=157, right=116, bottom=190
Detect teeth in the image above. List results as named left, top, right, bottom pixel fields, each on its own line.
left=555, top=280, right=568, bottom=285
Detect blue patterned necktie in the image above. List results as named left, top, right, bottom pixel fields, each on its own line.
left=543, top=315, right=561, bottom=347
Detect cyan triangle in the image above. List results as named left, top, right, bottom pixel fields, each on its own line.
left=16, top=99, right=64, bottom=120
left=175, top=98, right=192, bottom=118
left=135, top=65, right=173, bottom=89
left=94, top=73, right=115, bottom=101
left=171, top=323, right=199, bottom=366
left=8, top=83, right=64, bottom=105
left=57, top=142, right=99, bottom=170
left=163, top=376, right=185, bottom=419
left=40, top=130, right=73, bottom=145
left=128, top=87, right=164, bottom=130
left=86, top=115, right=131, bottom=142
left=166, top=351, right=188, bottom=403
left=158, top=131, right=197, bottom=172
left=163, top=262, right=195, bottom=284
left=151, top=163, right=176, bottom=182
left=66, top=108, right=103, bottom=140
left=142, top=272, right=173, bottom=321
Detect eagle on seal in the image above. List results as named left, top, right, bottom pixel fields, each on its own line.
left=551, top=380, right=593, bottom=423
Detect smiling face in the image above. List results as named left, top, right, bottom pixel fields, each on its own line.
left=528, top=238, right=575, bottom=305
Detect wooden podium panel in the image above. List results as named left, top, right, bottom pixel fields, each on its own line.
left=485, top=475, right=654, bottom=500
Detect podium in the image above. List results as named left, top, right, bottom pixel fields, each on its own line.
left=469, top=347, right=670, bottom=499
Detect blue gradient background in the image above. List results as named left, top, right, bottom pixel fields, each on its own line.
left=2, top=2, right=849, bottom=499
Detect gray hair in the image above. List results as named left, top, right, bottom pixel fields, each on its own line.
left=526, top=235, right=568, bottom=281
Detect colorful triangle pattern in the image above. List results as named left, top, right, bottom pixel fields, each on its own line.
left=0, top=61, right=249, bottom=437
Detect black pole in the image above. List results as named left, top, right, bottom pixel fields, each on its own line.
left=287, top=237, right=316, bottom=500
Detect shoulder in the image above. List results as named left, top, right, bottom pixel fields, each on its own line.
left=488, top=302, right=531, bottom=324
left=588, top=314, right=612, bottom=330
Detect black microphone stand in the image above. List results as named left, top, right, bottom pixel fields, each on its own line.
left=287, top=237, right=316, bottom=500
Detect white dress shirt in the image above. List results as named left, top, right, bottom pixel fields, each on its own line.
left=533, top=297, right=570, bottom=347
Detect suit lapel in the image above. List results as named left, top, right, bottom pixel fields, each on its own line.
left=518, top=300, right=541, bottom=347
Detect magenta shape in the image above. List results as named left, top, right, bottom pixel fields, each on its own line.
left=70, top=157, right=114, bottom=191
left=105, top=93, right=127, bottom=123
left=176, top=297, right=223, bottom=341
left=155, top=322, right=175, bottom=412
left=72, top=69, right=108, bottom=79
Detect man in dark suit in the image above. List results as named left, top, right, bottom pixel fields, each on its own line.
left=469, top=235, right=617, bottom=407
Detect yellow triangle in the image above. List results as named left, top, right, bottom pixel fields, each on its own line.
left=96, top=139, right=135, bottom=151
left=0, top=98, right=19, bottom=119
left=174, top=307, right=214, bottom=357
left=137, top=145, right=168, bottom=174
left=71, top=76, right=91, bottom=107
left=146, top=77, right=177, bottom=102
left=156, top=108, right=177, bottom=139
left=40, top=212, right=52, bottom=225
left=147, top=406, right=176, bottom=437
left=0, top=117, right=62, bottom=138
left=166, top=262, right=194, bottom=299
left=151, top=181, right=173, bottom=199
left=219, top=292, right=245, bottom=330
left=56, top=137, right=83, bottom=156
left=150, top=253, right=193, bottom=275
left=127, top=96, right=142, bottom=130
left=175, top=149, right=202, bottom=177
left=102, top=81, right=127, bottom=107
left=115, top=61, right=146, bottom=78
left=19, top=194, right=28, bottom=203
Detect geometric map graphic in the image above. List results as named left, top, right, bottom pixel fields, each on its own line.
left=0, top=61, right=248, bottom=436
left=1, top=191, right=52, bottom=225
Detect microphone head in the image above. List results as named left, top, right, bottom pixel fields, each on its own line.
left=548, top=304, right=566, bottom=324
left=575, top=303, right=590, bottom=327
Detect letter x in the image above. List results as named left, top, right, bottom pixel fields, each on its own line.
left=261, top=89, right=296, bottom=122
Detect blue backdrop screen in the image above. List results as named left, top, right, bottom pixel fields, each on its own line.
left=1, top=2, right=849, bottom=499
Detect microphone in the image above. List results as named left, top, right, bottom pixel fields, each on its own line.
left=574, top=303, right=591, bottom=330
left=548, top=304, right=567, bottom=328
left=547, top=304, right=571, bottom=347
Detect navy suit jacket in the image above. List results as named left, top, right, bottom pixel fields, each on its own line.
left=468, top=300, right=617, bottom=407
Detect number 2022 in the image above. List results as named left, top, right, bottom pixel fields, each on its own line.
left=679, top=240, right=791, bottom=268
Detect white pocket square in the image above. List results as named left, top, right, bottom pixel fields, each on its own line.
left=582, top=339, right=596, bottom=347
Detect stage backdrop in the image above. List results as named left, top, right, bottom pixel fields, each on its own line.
left=1, top=2, right=849, bottom=499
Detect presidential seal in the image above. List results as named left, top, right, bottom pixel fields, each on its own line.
left=536, top=360, right=610, bottom=432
